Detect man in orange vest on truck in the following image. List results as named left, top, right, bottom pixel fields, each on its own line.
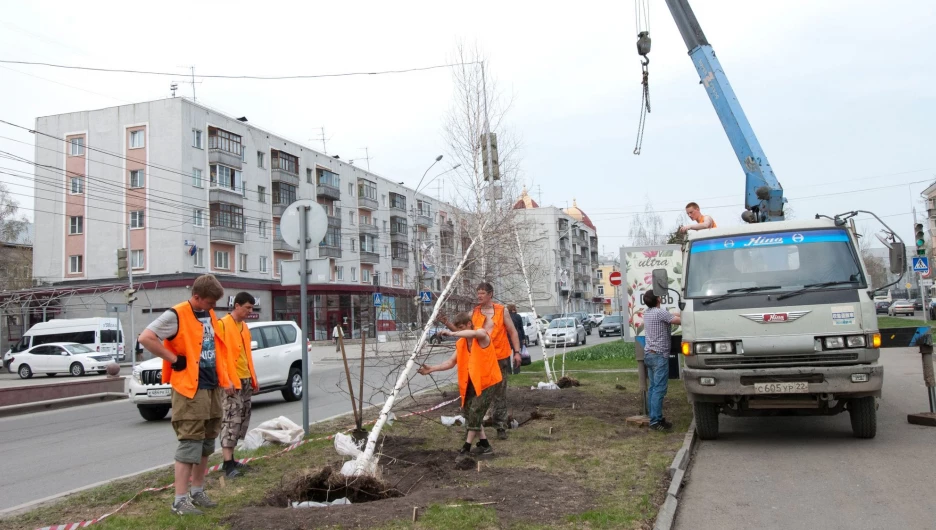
left=679, top=202, right=717, bottom=233
left=139, top=274, right=232, bottom=517
left=218, top=292, right=259, bottom=479
left=418, top=312, right=501, bottom=457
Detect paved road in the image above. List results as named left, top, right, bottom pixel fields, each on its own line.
left=0, top=333, right=615, bottom=512
left=675, top=348, right=936, bottom=530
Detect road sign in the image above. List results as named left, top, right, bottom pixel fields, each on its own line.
left=609, top=271, right=622, bottom=286
left=279, top=200, right=328, bottom=252
left=373, top=293, right=383, bottom=306
left=106, top=303, right=128, bottom=313
left=922, top=279, right=933, bottom=287
left=419, top=291, right=432, bottom=304
left=906, top=283, right=913, bottom=289
left=913, top=256, right=929, bottom=274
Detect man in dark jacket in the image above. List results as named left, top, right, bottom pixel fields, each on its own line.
left=507, top=304, right=526, bottom=374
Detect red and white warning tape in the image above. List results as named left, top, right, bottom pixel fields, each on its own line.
left=37, top=397, right=459, bottom=530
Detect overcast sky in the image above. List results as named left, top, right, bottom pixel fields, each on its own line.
left=1, top=0, right=933, bottom=251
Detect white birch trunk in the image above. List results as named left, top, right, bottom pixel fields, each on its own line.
left=347, top=227, right=486, bottom=476
left=513, top=228, right=554, bottom=384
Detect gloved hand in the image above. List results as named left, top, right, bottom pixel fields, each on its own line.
left=171, top=355, right=187, bottom=371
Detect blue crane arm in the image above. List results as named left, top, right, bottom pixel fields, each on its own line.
left=664, top=0, right=785, bottom=223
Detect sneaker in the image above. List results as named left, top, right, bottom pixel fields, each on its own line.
left=660, top=419, right=674, bottom=430
left=649, top=422, right=672, bottom=433
left=458, top=446, right=472, bottom=456
left=189, top=490, right=218, bottom=508
left=224, top=466, right=241, bottom=479
left=471, top=444, right=494, bottom=456
left=234, top=461, right=252, bottom=472
left=171, top=497, right=204, bottom=516
left=496, top=429, right=508, bottom=440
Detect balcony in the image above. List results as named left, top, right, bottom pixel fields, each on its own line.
left=359, top=223, right=378, bottom=236
left=272, top=168, right=299, bottom=187
left=357, top=194, right=378, bottom=211
left=559, top=248, right=570, bottom=259
left=273, top=236, right=292, bottom=252
left=272, top=202, right=287, bottom=217
left=573, top=234, right=588, bottom=247
left=208, top=130, right=243, bottom=168
left=327, top=215, right=341, bottom=229
left=318, top=245, right=341, bottom=259
left=316, top=183, right=340, bottom=201
left=390, top=231, right=408, bottom=244
left=210, top=226, right=244, bottom=244
left=440, top=220, right=454, bottom=234
left=209, top=187, right=243, bottom=207
left=360, top=251, right=380, bottom=264
left=415, top=213, right=432, bottom=228
left=392, top=256, right=409, bottom=268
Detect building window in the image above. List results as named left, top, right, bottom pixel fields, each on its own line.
left=358, top=179, right=377, bottom=200
left=417, top=200, right=431, bottom=217
left=239, top=253, right=248, bottom=272
left=360, top=214, right=369, bottom=225
left=362, top=269, right=370, bottom=283
left=391, top=242, right=409, bottom=259
left=131, top=249, right=144, bottom=269
left=194, top=248, right=204, bottom=268
left=350, top=238, right=356, bottom=252
left=349, top=211, right=355, bottom=225
left=260, top=256, right=268, bottom=273
left=208, top=127, right=242, bottom=156
left=383, top=220, right=388, bottom=233
left=129, top=169, right=144, bottom=188
left=258, top=185, right=266, bottom=203
left=384, top=245, right=389, bottom=258
left=383, top=272, right=388, bottom=286
left=259, top=220, right=268, bottom=238
left=214, top=251, right=230, bottom=270
left=336, top=266, right=343, bottom=280
left=69, top=255, right=83, bottom=274
left=597, top=285, right=605, bottom=296
left=69, top=177, right=84, bottom=194
left=382, top=194, right=387, bottom=207
left=209, top=164, right=241, bottom=191
left=129, top=130, right=144, bottom=149
left=271, top=150, right=298, bottom=174
left=275, top=221, right=282, bottom=240
left=361, top=234, right=376, bottom=253
left=390, top=192, right=406, bottom=210
left=390, top=216, right=407, bottom=235
left=130, top=210, right=145, bottom=229
left=348, top=183, right=354, bottom=196
left=306, top=168, right=313, bottom=184
left=351, top=267, right=357, bottom=282
left=278, top=259, right=283, bottom=277
left=272, top=182, right=297, bottom=205
left=257, top=151, right=265, bottom=168
left=241, top=143, right=247, bottom=162
left=392, top=272, right=401, bottom=286
left=192, top=168, right=203, bottom=188
left=316, top=168, right=340, bottom=188
left=69, top=216, right=83, bottom=235
left=597, top=269, right=604, bottom=280
left=193, top=208, right=205, bottom=227
left=322, top=226, right=341, bottom=248
left=192, top=129, right=203, bottom=149
left=210, top=203, right=244, bottom=230
left=69, top=137, right=84, bottom=156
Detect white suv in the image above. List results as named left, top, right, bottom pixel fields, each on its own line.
left=128, top=321, right=311, bottom=421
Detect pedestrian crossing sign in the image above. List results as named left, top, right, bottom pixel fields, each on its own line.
left=419, top=291, right=432, bottom=304
left=373, top=293, right=383, bottom=306
left=912, top=257, right=929, bottom=274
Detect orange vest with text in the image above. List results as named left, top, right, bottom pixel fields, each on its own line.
left=218, top=314, right=258, bottom=391
left=472, top=303, right=511, bottom=360
left=160, top=301, right=230, bottom=399
left=456, top=336, right=502, bottom=407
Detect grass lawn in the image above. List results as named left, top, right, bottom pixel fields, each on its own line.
left=876, top=316, right=931, bottom=330
left=5, top=341, right=688, bottom=530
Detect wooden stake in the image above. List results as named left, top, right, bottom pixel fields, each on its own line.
left=477, top=461, right=481, bottom=473
left=549, top=426, right=553, bottom=435
left=359, top=332, right=366, bottom=427
left=338, top=330, right=360, bottom=428
left=219, top=476, right=226, bottom=489
left=412, top=506, right=418, bottom=522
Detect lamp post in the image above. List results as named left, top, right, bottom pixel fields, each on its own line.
left=417, top=163, right=461, bottom=198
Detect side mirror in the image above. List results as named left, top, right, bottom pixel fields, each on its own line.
left=61, top=351, right=69, bottom=356
left=889, top=242, right=906, bottom=274
left=652, top=269, right=669, bottom=296
left=250, top=340, right=259, bottom=350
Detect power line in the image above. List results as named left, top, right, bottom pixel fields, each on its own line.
left=0, top=59, right=471, bottom=80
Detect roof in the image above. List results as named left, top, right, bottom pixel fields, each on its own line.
left=512, top=187, right=539, bottom=209
left=685, top=218, right=839, bottom=241
left=563, top=199, right=595, bottom=230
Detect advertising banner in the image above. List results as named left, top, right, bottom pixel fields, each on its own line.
left=620, top=245, right=684, bottom=342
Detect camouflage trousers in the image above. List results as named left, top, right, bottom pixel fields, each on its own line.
left=490, top=358, right=511, bottom=431
left=462, top=383, right=496, bottom=432
left=220, top=380, right=253, bottom=449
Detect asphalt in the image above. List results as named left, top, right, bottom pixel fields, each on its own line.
left=674, top=348, right=936, bottom=530
left=0, top=334, right=613, bottom=513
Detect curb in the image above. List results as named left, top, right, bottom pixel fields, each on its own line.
left=0, top=393, right=127, bottom=418
left=653, top=418, right=697, bottom=530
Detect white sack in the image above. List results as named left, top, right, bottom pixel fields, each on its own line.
left=242, top=416, right=304, bottom=451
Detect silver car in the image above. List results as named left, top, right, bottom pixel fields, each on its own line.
left=888, top=299, right=915, bottom=317
left=543, top=318, right=587, bottom=348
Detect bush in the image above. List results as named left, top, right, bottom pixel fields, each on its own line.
left=561, top=341, right=635, bottom=362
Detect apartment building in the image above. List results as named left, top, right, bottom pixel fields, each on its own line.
left=24, top=97, right=473, bottom=344
left=595, top=257, right=620, bottom=315
left=505, top=190, right=602, bottom=315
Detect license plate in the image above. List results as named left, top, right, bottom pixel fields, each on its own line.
left=147, top=389, right=171, bottom=398
left=754, top=382, right=808, bottom=394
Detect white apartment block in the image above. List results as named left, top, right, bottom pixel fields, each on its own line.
left=18, top=97, right=474, bottom=344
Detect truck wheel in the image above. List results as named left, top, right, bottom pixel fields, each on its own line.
left=138, top=405, right=170, bottom=421
left=282, top=366, right=303, bottom=402
left=848, top=396, right=876, bottom=439
left=694, top=402, right=720, bottom=440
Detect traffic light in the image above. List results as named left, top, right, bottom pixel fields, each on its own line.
left=117, top=248, right=128, bottom=279
left=125, top=288, right=138, bottom=304
left=481, top=132, right=500, bottom=181
left=915, top=223, right=926, bottom=256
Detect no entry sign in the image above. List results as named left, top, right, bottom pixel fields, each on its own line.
left=609, top=271, right=622, bottom=286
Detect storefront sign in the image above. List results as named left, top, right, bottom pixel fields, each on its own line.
left=620, top=245, right=683, bottom=342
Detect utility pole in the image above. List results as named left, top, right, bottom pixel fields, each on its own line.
left=298, top=204, right=311, bottom=435
left=411, top=206, right=423, bottom=332
left=126, top=224, right=136, bottom=367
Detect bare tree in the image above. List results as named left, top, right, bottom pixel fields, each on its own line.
left=0, top=183, right=31, bottom=291
left=628, top=199, right=668, bottom=246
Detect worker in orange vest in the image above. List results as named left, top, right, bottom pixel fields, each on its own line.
left=139, top=274, right=231, bottom=516
left=680, top=202, right=717, bottom=233
left=418, top=312, right=502, bottom=457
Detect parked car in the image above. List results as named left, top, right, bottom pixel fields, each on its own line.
left=874, top=301, right=890, bottom=315
left=888, top=300, right=915, bottom=317
left=8, top=342, right=115, bottom=379
left=428, top=325, right=457, bottom=345
left=590, top=313, right=605, bottom=326
left=910, top=298, right=923, bottom=310
left=598, top=315, right=624, bottom=337
left=567, top=312, right=593, bottom=335
left=536, top=318, right=550, bottom=335
left=5, top=317, right=125, bottom=361
left=542, top=313, right=563, bottom=323
left=128, top=321, right=312, bottom=421
left=543, top=317, right=587, bottom=348
left=520, top=315, right=540, bottom=346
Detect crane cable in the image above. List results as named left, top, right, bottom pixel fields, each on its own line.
left=633, top=0, right=652, bottom=155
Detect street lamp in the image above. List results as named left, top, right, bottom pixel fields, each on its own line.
left=414, top=155, right=443, bottom=197
left=417, top=163, right=461, bottom=196
left=412, top=155, right=443, bottom=332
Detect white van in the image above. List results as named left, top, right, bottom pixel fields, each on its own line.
left=518, top=312, right=540, bottom=346
left=6, top=318, right=125, bottom=360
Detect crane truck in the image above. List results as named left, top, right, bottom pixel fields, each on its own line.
left=649, top=0, right=907, bottom=439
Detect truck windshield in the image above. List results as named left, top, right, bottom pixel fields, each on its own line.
left=685, top=229, right=865, bottom=299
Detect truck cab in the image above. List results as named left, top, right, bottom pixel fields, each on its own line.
left=672, top=218, right=885, bottom=439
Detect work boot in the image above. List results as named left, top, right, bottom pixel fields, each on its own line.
left=660, top=419, right=674, bottom=430
left=189, top=490, right=218, bottom=508
left=496, top=429, right=508, bottom=440
left=649, top=422, right=672, bottom=433
left=472, top=443, right=494, bottom=456
left=171, top=497, right=204, bottom=516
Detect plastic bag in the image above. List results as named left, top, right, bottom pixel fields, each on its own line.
left=520, top=345, right=531, bottom=366
left=531, top=382, right=560, bottom=391
left=334, top=432, right=363, bottom=458
left=292, top=497, right=352, bottom=508
left=441, top=415, right=465, bottom=426
left=242, top=416, right=304, bottom=450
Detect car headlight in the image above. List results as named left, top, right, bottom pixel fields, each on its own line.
left=132, top=368, right=142, bottom=384
left=695, top=343, right=713, bottom=354
left=846, top=336, right=866, bottom=348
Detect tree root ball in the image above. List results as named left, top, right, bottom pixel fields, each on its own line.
left=557, top=376, right=580, bottom=389
left=265, top=465, right=401, bottom=507
left=454, top=454, right=477, bottom=471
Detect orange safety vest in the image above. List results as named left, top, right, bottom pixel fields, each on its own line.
left=702, top=214, right=717, bottom=229
left=160, top=301, right=231, bottom=399
left=472, top=303, right=511, bottom=360
left=218, top=314, right=258, bottom=391
left=456, top=336, right=502, bottom=407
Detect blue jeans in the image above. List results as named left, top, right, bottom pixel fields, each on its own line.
left=645, top=352, right=669, bottom=425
